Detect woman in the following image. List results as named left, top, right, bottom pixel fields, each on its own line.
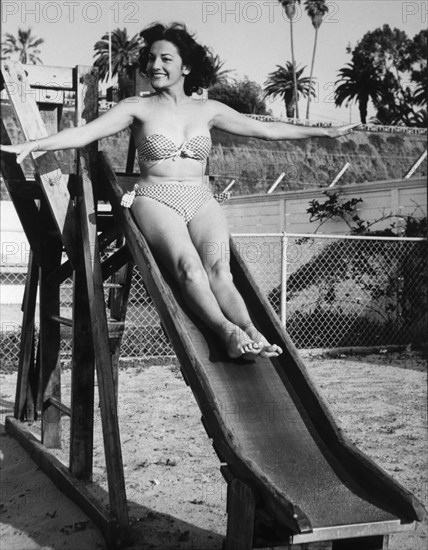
left=1, top=23, right=358, bottom=359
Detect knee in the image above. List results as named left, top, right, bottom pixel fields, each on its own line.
left=205, top=258, right=233, bottom=285
left=176, top=257, right=206, bottom=285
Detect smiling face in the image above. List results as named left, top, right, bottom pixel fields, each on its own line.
left=147, top=40, right=190, bottom=91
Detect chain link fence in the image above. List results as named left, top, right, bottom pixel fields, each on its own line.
left=234, top=233, right=427, bottom=349
left=1, top=234, right=426, bottom=364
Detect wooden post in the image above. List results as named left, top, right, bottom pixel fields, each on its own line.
left=69, top=236, right=95, bottom=480
left=225, top=479, right=256, bottom=550
left=14, top=252, right=39, bottom=420
left=68, top=65, right=100, bottom=480
left=39, top=202, right=63, bottom=448
left=77, top=158, right=129, bottom=533
left=108, top=242, right=133, bottom=401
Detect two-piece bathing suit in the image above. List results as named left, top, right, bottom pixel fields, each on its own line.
left=120, top=133, right=230, bottom=223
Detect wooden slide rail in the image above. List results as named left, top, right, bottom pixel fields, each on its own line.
left=100, top=152, right=426, bottom=549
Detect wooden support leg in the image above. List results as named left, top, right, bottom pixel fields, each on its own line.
left=332, top=535, right=387, bottom=549
left=77, top=161, right=129, bottom=536
left=225, top=478, right=256, bottom=550
left=108, top=249, right=133, bottom=401
left=14, top=251, right=39, bottom=420
left=39, top=206, right=63, bottom=448
left=69, top=254, right=95, bottom=480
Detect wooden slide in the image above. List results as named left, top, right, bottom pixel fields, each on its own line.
left=100, top=152, right=426, bottom=549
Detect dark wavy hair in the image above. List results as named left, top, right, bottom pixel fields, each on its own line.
left=139, top=23, right=215, bottom=96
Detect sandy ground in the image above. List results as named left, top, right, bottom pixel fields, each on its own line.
left=0, top=350, right=426, bottom=550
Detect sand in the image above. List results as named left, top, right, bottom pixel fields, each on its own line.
left=1, top=350, right=426, bottom=550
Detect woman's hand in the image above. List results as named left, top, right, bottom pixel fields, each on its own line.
left=0, top=140, right=40, bottom=164
left=326, top=122, right=361, bottom=139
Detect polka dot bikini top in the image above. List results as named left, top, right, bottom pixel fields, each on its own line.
left=137, top=134, right=212, bottom=165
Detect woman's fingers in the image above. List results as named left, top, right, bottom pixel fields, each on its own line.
left=343, top=122, right=361, bottom=131
left=0, top=143, right=35, bottom=164
left=329, top=122, right=361, bottom=138
left=0, top=144, right=18, bottom=153
left=16, top=151, right=30, bottom=164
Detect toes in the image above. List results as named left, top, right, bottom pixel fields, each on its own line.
left=260, top=345, right=283, bottom=358
left=242, top=342, right=261, bottom=355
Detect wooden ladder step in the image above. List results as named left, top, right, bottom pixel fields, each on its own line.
left=103, top=283, right=123, bottom=289
left=48, top=314, right=73, bottom=327
left=46, top=244, right=130, bottom=287
left=46, top=397, right=72, bottom=417
left=47, top=314, right=125, bottom=338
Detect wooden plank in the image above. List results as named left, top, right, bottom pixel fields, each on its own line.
left=68, top=64, right=99, bottom=479
left=43, top=320, right=125, bottom=341
left=75, top=65, right=99, bottom=197
left=69, top=208, right=95, bottom=481
left=0, top=120, right=42, bottom=202
left=331, top=535, right=385, bottom=549
left=109, top=262, right=133, bottom=320
left=46, top=225, right=123, bottom=287
left=47, top=397, right=71, bottom=417
left=35, top=90, right=64, bottom=105
left=102, top=246, right=131, bottom=282
left=14, top=252, right=39, bottom=420
left=39, top=102, right=62, bottom=138
left=125, top=139, right=136, bottom=173
left=77, top=156, right=129, bottom=531
left=0, top=119, right=42, bottom=260
left=18, top=64, right=74, bottom=89
left=108, top=251, right=134, bottom=400
left=225, top=478, right=256, bottom=550
left=39, top=201, right=63, bottom=449
left=2, top=62, right=76, bottom=263
left=5, top=416, right=125, bottom=549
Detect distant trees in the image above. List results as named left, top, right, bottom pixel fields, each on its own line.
left=209, top=77, right=270, bottom=115
left=272, top=0, right=328, bottom=119
left=278, top=0, right=301, bottom=118
left=93, top=28, right=142, bottom=99
left=334, top=56, right=385, bottom=124
left=211, top=54, right=236, bottom=86
left=335, top=26, right=427, bottom=126
left=263, top=62, right=315, bottom=118
left=1, top=27, right=44, bottom=64
left=304, top=0, right=329, bottom=119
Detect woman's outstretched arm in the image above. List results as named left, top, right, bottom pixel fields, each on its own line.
left=0, top=98, right=139, bottom=164
left=209, top=100, right=360, bottom=140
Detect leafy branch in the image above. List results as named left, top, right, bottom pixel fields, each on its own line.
left=307, top=191, right=427, bottom=236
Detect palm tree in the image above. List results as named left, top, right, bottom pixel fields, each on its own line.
left=334, top=58, right=384, bottom=123
left=264, top=62, right=316, bottom=118
left=1, top=28, right=44, bottom=64
left=278, top=0, right=301, bottom=119
left=93, top=28, right=142, bottom=99
left=211, top=54, right=235, bottom=86
left=304, top=0, right=329, bottom=119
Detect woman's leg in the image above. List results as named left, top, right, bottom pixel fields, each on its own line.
left=131, top=196, right=260, bottom=358
left=188, top=199, right=282, bottom=357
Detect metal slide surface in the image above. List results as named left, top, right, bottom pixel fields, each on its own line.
left=103, top=154, right=426, bottom=542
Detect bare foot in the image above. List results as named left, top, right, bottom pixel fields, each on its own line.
left=223, top=323, right=261, bottom=359
left=244, top=324, right=283, bottom=358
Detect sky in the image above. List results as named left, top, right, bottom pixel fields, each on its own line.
left=1, top=0, right=427, bottom=122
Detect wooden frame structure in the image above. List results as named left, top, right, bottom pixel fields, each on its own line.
left=1, top=62, right=426, bottom=550
left=1, top=62, right=132, bottom=546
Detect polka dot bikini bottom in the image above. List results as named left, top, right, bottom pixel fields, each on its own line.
left=121, top=183, right=230, bottom=224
